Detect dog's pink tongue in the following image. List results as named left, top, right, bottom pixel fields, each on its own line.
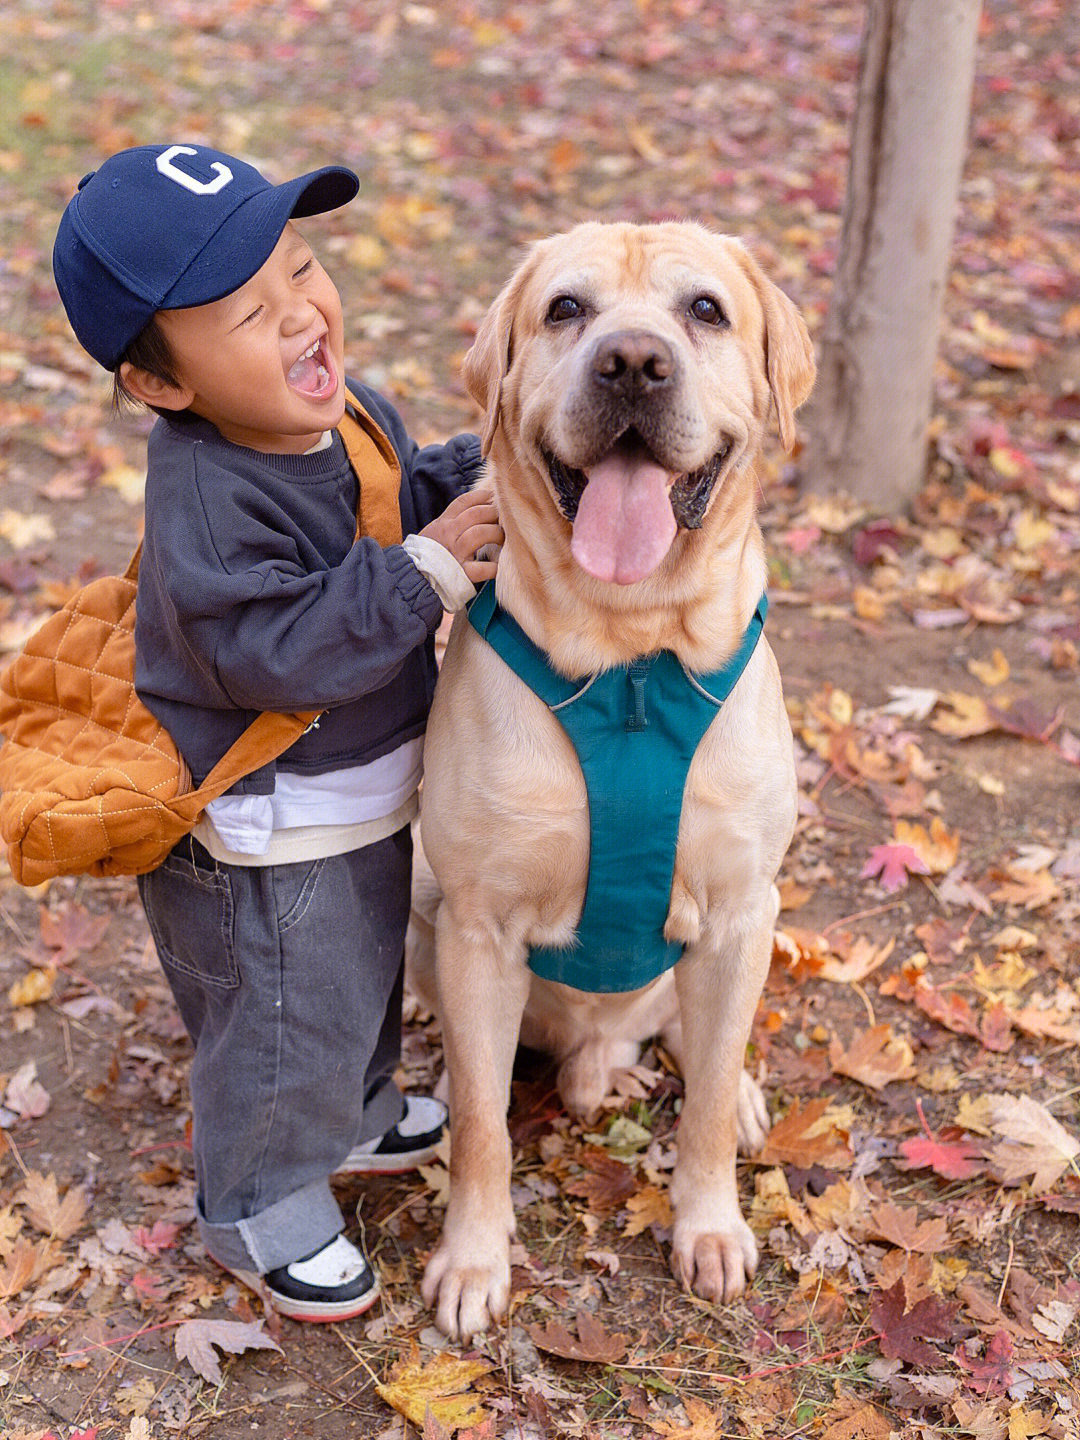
left=571, top=452, right=677, bottom=584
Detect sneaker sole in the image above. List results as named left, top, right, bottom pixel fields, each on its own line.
left=334, top=1139, right=443, bottom=1176
left=219, top=1263, right=381, bottom=1323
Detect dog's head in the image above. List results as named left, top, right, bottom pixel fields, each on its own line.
left=464, top=221, right=815, bottom=587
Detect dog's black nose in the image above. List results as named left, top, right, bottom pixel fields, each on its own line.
left=591, top=331, right=675, bottom=392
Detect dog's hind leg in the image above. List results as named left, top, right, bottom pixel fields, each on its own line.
left=421, top=901, right=531, bottom=1340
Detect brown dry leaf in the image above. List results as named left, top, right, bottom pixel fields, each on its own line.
left=0, top=1237, right=55, bottom=1299
left=649, top=1395, right=726, bottom=1439
left=868, top=1202, right=950, bottom=1254
left=0, top=1205, right=23, bottom=1258
left=527, top=1309, right=629, bottom=1365
left=174, top=1317, right=284, bottom=1386
left=758, top=1097, right=853, bottom=1170
left=819, top=1400, right=893, bottom=1440
left=983, top=1095, right=1080, bottom=1193
left=829, top=1024, right=916, bottom=1091
left=16, top=1171, right=89, bottom=1240
left=563, top=1148, right=639, bottom=1216
left=621, top=1183, right=672, bottom=1238
left=376, top=1347, right=493, bottom=1431
left=989, top=867, right=1060, bottom=910
left=818, top=935, right=895, bottom=984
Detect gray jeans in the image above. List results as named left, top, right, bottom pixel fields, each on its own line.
left=137, top=828, right=411, bottom=1274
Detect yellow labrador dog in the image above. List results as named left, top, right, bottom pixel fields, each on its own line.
left=420, top=221, right=814, bottom=1340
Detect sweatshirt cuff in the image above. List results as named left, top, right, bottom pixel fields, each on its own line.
left=401, top=534, right=477, bottom=613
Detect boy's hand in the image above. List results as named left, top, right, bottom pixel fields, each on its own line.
left=419, top=488, right=503, bottom=583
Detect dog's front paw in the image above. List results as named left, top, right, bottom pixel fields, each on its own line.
left=736, top=1069, right=770, bottom=1155
left=670, top=1212, right=758, bottom=1305
left=422, top=1238, right=510, bottom=1341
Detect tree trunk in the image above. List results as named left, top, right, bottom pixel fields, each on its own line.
left=806, top=0, right=981, bottom=509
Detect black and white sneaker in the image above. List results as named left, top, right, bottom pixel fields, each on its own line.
left=243, top=1234, right=380, bottom=1323
left=336, top=1094, right=448, bottom=1175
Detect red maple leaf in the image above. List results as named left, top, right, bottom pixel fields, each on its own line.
left=899, top=1133, right=984, bottom=1181
left=861, top=843, right=930, bottom=893
left=133, top=1219, right=181, bottom=1255
left=872, top=1282, right=963, bottom=1366
left=955, top=1330, right=1015, bottom=1397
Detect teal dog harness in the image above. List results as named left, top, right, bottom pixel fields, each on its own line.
left=466, top=583, right=767, bottom=994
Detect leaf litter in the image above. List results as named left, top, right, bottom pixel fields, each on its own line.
left=1, top=0, right=1079, bottom=1436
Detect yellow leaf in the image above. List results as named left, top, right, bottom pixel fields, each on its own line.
left=921, top=526, right=965, bottom=559
left=894, top=817, right=960, bottom=874
left=100, top=464, right=146, bottom=505
left=0, top=509, right=56, bottom=549
left=376, top=1347, right=492, bottom=1431
left=1012, top=510, right=1056, bottom=553
left=622, top=1183, right=672, bottom=1237
left=966, top=649, right=1010, bottom=686
left=930, top=692, right=996, bottom=738
left=346, top=233, right=388, bottom=269
left=8, top=966, right=57, bottom=1008
left=988, top=445, right=1025, bottom=480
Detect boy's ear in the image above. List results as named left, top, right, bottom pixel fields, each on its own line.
left=118, top=362, right=194, bottom=412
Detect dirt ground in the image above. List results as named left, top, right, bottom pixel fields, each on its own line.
left=1, top=1, right=1079, bottom=1437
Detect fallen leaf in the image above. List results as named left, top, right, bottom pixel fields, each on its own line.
left=871, top=1282, right=962, bottom=1366
left=954, top=1329, right=1016, bottom=1397
left=868, top=1202, right=949, bottom=1254
left=4, top=1062, right=50, bottom=1120
left=8, top=967, right=57, bottom=1008
left=861, top=842, right=930, bottom=892
left=894, top=818, right=961, bottom=874
left=829, top=1025, right=916, bottom=1090
left=563, top=1148, right=638, bottom=1216
left=758, top=1097, right=853, bottom=1170
left=16, top=1172, right=88, bottom=1240
left=649, top=1395, right=726, bottom=1439
left=966, top=649, right=1010, bottom=686
left=376, top=1347, right=492, bottom=1430
left=621, top=1183, right=672, bottom=1238
left=526, top=1309, right=628, bottom=1364
left=174, top=1317, right=283, bottom=1386
left=983, top=1095, right=1080, bottom=1193
left=898, top=1133, right=983, bottom=1181
left=931, top=692, right=997, bottom=738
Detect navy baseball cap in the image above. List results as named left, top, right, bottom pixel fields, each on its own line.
left=53, top=144, right=359, bottom=370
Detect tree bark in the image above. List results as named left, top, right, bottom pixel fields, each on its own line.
left=807, top=0, right=981, bottom=509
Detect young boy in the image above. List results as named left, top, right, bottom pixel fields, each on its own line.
left=52, top=144, right=501, bottom=1322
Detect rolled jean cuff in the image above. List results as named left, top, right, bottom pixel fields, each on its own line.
left=198, top=1179, right=344, bottom=1275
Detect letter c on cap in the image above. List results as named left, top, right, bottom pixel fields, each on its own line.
left=155, top=145, right=234, bottom=196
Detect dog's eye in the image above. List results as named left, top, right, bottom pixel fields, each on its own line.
left=547, top=295, right=584, bottom=324
left=689, top=296, right=728, bottom=327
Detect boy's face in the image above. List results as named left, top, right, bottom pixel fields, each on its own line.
left=152, top=224, right=347, bottom=453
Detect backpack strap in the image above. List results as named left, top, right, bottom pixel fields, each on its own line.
left=178, top=708, right=319, bottom=815
left=339, top=389, right=403, bottom=546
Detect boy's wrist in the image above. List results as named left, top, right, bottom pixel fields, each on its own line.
left=401, top=534, right=476, bottom=613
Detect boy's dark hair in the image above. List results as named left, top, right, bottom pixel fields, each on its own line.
left=112, top=316, right=182, bottom=416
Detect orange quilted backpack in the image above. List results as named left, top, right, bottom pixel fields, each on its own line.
left=0, top=393, right=403, bottom=885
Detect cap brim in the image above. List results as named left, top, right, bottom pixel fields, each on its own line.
left=161, top=165, right=359, bottom=310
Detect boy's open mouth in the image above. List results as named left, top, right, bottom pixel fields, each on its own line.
left=286, top=336, right=336, bottom=399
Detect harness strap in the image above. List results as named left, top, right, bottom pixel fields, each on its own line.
left=467, top=584, right=768, bottom=992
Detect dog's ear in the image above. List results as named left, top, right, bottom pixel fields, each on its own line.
left=463, top=254, right=537, bottom=456
left=734, top=247, right=816, bottom=454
